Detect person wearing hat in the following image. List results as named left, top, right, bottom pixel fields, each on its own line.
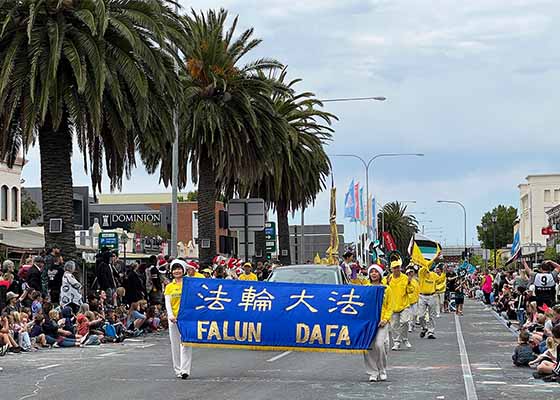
left=27, top=256, right=45, bottom=293
left=164, top=260, right=192, bottom=379
left=186, top=262, right=205, bottom=278
left=434, top=265, right=446, bottom=318
left=200, top=267, right=213, bottom=279
left=406, top=267, right=420, bottom=332
left=3, top=291, right=20, bottom=314
left=417, top=262, right=446, bottom=339
left=364, top=264, right=394, bottom=382
left=385, top=258, right=414, bottom=351
left=238, top=263, right=258, bottom=281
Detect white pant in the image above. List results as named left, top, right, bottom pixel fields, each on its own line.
left=418, top=294, right=436, bottom=335
left=169, top=322, right=192, bottom=376
left=364, top=324, right=389, bottom=376
left=408, top=303, right=418, bottom=328
left=435, top=292, right=444, bottom=314
left=390, top=307, right=411, bottom=344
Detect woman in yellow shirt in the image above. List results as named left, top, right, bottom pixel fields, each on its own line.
left=164, top=260, right=192, bottom=379
left=364, top=264, right=393, bottom=382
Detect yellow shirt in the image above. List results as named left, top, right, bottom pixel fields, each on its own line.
left=386, top=273, right=412, bottom=313
left=367, top=282, right=393, bottom=322
left=418, top=266, right=444, bottom=295
left=408, top=278, right=419, bottom=305
left=164, top=280, right=183, bottom=317
left=238, top=273, right=258, bottom=281
left=192, top=272, right=205, bottom=278
left=435, top=272, right=446, bottom=293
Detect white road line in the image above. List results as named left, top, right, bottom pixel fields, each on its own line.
left=267, top=351, right=292, bottom=362
left=455, top=314, right=479, bottom=400
left=478, top=381, right=507, bottom=385
left=476, top=367, right=502, bottom=371
left=37, top=364, right=61, bottom=370
left=98, top=352, right=121, bottom=357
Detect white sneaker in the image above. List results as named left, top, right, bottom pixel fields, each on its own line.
left=436, top=314, right=441, bottom=318
left=379, top=372, right=387, bottom=381
left=369, top=374, right=379, bottom=382
left=404, top=340, right=412, bottom=349
left=391, top=343, right=400, bottom=351
left=408, top=326, right=413, bottom=333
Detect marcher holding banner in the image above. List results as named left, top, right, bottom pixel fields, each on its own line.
left=417, top=263, right=446, bottom=339
left=385, top=259, right=413, bottom=351
left=364, top=264, right=393, bottom=382
left=164, top=260, right=192, bottom=379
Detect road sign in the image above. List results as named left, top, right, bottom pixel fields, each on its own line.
left=99, top=232, right=119, bottom=251
left=228, top=199, right=265, bottom=231
left=237, top=230, right=256, bottom=260
left=265, top=221, right=277, bottom=253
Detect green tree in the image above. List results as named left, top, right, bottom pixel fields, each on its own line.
left=21, top=192, right=41, bottom=226
left=144, top=9, right=286, bottom=263
left=470, top=254, right=484, bottom=267
left=130, top=221, right=170, bottom=240
left=476, top=205, right=518, bottom=250
left=378, top=202, right=419, bottom=257
left=241, top=68, right=336, bottom=265
left=0, top=1, right=185, bottom=259
left=543, top=246, right=559, bottom=262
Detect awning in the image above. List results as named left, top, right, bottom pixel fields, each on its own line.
left=0, top=227, right=45, bottom=250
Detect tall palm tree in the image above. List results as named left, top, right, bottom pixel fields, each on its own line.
left=0, top=0, right=185, bottom=259
left=378, top=201, right=419, bottom=258
left=243, top=68, right=336, bottom=265
left=144, top=9, right=287, bottom=263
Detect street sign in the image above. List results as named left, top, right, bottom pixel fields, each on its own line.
left=228, top=199, right=265, bottom=231
left=99, top=232, right=119, bottom=251
left=265, top=221, right=277, bottom=253
left=238, top=230, right=256, bottom=260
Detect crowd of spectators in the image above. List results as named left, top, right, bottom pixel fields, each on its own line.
left=0, top=247, right=278, bottom=356
left=480, top=259, right=560, bottom=383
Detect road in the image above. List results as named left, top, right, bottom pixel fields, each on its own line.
left=1, top=300, right=558, bottom=400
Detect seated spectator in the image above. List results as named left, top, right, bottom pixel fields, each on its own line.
left=115, top=287, right=126, bottom=307
left=3, top=291, right=20, bottom=314
left=126, top=301, right=147, bottom=332
left=513, top=331, right=536, bottom=366
left=530, top=336, right=558, bottom=369
left=76, top=313, right=102, bottom=346
left=30, top=291, right=43, bottom=318
left=42, top=309, right=81, bottom=348
left=536, top=325, right=560, bottom=379
left=0, top=313, right=21, bottom=355
left=29, top=314, right=47, bottom=348
left=12, top=311, right=32, bottom=351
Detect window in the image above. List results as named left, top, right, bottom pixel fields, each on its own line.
left=555, top=189, right=560, bottom=202
left=544, top=189, right=552, bottom=202
left=11, top=187, right=18, bottom=222
left=0, top=185, right=8, bottom=221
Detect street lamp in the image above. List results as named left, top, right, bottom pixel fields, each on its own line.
left=120, top=232, right=129, bottom=267
left=321, top=96, right=386, bottom=103
left=170, top=2, right=180, bottom=258
left=491, top=214, right=497, bottom=269
left=437, top=200, right=467, bottom=260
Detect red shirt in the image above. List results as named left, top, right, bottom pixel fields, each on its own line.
left=0, top=280, right=10, bottom=289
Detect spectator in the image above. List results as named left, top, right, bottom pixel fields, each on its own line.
left=30, top=291, right=43, bottom=318
left=535, top=325, right=560, bottom=379
left=41, top=309, right=80, bottom=348
left=481, top=271, right=493, bottom=304
left=512, top=331, right=536, bottom=366
left=60, top=261, right=83, bottom=313
left=124, top=263, right=145, bottom=304
left=46, top=255, right=64, bottom=304
left=2, top=260, right=21, bottom=294
left=27, top=256, right=45, bottom=293
left=126, top=301, right=147, bottom=332
left=96, top=251, right=116, bottom=295
left=3, top=291, right=20, bottom=314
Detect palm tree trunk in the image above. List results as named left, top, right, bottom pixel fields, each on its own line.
left=38, top=116, right=77, bottom=260
left=198, top=151, right=217, bottom=264
left=277, top=200, right=291, bottom=265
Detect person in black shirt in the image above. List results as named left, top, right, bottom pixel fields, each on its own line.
left=46, top=255, right=64, bottom=304
left=26, top=257, right=45, bottom=293
left=444, top=267, right=457, bottom=313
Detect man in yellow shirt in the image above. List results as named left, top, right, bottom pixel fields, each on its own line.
left=417, top=263, right=446, bottom=339
left=434, top=265, right=446, bottom=318
left=238, top=263, right=258, bottom=281
left=406, top=268, right=420, bottom=333
left=186, top=262, right=205, bottom=278
left=386, top=259, right=414, bottom=350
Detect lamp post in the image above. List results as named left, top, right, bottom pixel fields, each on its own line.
left=437, top=200, right=467, bottom=260
left=170, top=2, right=180, bottom=258
left=491, top=214, right=497, bottom=269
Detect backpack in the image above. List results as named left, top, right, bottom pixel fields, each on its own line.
left=104, top=323, right=117, bottom=338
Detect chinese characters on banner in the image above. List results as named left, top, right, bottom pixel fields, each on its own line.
left=177, top=279, right=385, bottom=353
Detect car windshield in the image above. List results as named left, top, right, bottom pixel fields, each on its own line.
left=268, top=267, right=340, bottom=284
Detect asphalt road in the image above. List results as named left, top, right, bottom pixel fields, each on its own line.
left=1, top=300, right=558, bottom=400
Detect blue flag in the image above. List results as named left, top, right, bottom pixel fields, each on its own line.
left=177, top=279, right=385, bottom=353
left=344, top=179, right=355, bottom=219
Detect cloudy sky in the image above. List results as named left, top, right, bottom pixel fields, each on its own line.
left=22, top=0, right=560, bottom=247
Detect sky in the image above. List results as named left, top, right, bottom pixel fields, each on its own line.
left=21, top=0, right=560, bottom=247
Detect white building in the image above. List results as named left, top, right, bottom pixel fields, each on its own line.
left=518, top=174, right=560, bottom=255
left=0, top=155, right=23, bottom=228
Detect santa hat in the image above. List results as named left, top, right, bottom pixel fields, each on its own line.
left=170, top=259, right=188, bottom=273
left=367, top=264, right=384, bottom=277
left=186, top=261, right=199, bottom=270
left=227, top=258, right=236, bottom=269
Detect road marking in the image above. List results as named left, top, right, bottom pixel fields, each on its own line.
left=476, top=367, right=502, bottom=371
left=267, top=351, right=292, bottom=362
left=454, top=314, right=479, bottom=400
left=478, top=381, right=507, bottom=385
left=98, top=352, right=121, bottom=357
left=37, top=364, right=61, bottom=370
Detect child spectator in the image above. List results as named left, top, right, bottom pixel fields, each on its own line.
left=530, top=336, right=558, bottom=369
left=76, top=312, right=102, bottom=345
left=513, top=331, right=536, bottom=366
left=535, top=325, right=560, bottom=381
left=30, top=291, right=43, bottom=318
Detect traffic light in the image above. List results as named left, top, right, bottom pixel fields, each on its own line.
left=266, top=253, right=271, bottom=261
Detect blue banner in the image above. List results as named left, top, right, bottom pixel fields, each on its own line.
left=344, top=179, right=355, bottom=219
left=177, top=279, right=384, bottom=353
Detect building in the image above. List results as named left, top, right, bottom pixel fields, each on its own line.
left=518, top=174, right=560, bottom=257
left=0, top=155, right=24, bottom=228
left=289, top=224, right=345, bottom=264
left=545, top=203, right=560, bottom=249
left=23, top=186, right=90, bottom=229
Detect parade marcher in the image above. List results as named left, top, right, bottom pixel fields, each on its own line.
left=385, top=259, right=413, bottom=350
left=364, top=264, right=393, bottom=382
left=434, top=265, right=446, bottom=318
left=164, top=260, right=192, bottom=379
left=238, top=263, right=258, bottom=281
left=186, top=262, right=205, bottom=278
left=406, top=267, right=419, bottom=332
left=340, top=250, right=353, bottom=280
left=200, top=268, right=213, bottom=279
left=417, top=262, right=446, bottom=339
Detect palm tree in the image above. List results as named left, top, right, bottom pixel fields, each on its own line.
left=144, top=9, right=287, bottom=263
left=378, top=201, right=419, bottom=258
left=242, top=68, right=336, bottom=265
left=0, top=0, right=185, bottom=259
